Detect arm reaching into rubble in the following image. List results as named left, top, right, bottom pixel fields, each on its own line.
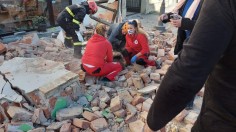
left=147, top=0, right=235, bottom=131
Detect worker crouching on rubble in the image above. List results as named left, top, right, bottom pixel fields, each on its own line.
left=107, top=19, right=144, bottom=52
left=121, top=20, right=162, bottom=68
left=81, top=23, right=122, bottom=82
left=56, top=0, right=98, bottom=59
left=107, top=21, right=128, bottom=52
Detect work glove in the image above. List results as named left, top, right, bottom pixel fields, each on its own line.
left=131, top=55, right=137, bottom=63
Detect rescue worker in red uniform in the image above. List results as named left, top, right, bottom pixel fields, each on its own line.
left=81, top=23, right=122, bottom=81
left=122, top=20, right=161, bottom=68
left=57, top=0, right=98, bottom=59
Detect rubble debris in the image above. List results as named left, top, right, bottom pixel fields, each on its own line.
left=7, top=106, right=33, bottom=121
left=129, top=120, right=145, bottom=132
left=90, top=118, right=108, bottom=132
left=56, top=106, right=83, bottom=121
left=73, top=118, right=91, bottom=129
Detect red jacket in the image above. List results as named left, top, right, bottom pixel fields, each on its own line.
left=125, top=33, right=149, bottom=55
left=82, top=34, right=113, bottom=67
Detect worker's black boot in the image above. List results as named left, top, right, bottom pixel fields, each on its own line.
left=73, top=45, right=82, bottom=59
left=64, top=37, right=73, bottom=48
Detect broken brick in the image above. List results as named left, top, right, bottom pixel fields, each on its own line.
left=47, top=120, right=71, bottom=130
left=113, top=109, right=126, bottom=118
left=73, top=118, right=91, bottom=129
left=60, top=123, right=71, bottom=132
left=0, top=43, right=6, bottom=54
left=32, top=108, right=47, bottom=125
left=90, top=118, right=108, bottom=132
left=125, top=103, right=137, bottom=115
left=129, top=120, right=145, bottom=132
left=117, top=90, right=133, bottom=103
left=82, top=111, right=99, bottom=121
left=91, top=97, right=99, bottom=107
left=140, top=73, right=151, bottom=84
left=7, top=106, right=33, bottom=121
left=132, top=74, right=144, bottom=89
left=110, top=96, right=122, bottom=112
left=136, top=103, right=142, bottom=112
left=131, top=96, right=146, bottom=106
left=142, top=98, right=153, bottom=112
left=125, top=114, right=137, bottom=124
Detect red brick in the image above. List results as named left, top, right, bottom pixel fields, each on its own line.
left=60, top=123, right=71, bottom=132
left=42, top=107, right=51, bottom=119
left=27, top=92, right=41, bottom=105
left=0, top=43, right=6, bottom=54
left=131, top=96, right=146, bottom=106
left=73, top=118, right=91, bottom=129
left=49, top=97, right=57, bottom=109
left=82, top=111, right=99, bottom=121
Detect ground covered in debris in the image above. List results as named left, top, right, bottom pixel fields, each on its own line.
left=0, top=13, right=204, bottom=132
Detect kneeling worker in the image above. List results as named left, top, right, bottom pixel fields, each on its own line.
left=81, top=23, right=122, bottom=81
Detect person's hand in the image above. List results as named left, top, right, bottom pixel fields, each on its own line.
left=170, top=18, right=182, bottom=28
left=159, top=14, right=168, bottom=22
left=131, top=55, right=137, bottom=63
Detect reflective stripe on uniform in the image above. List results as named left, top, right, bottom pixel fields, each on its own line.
left=65, top=7, right=75, bottom=17
left=72, top=19, right=80, bottom=25
left=74, top=42, right=82, bottom=46
left=65, top=36, right=72, bottom=39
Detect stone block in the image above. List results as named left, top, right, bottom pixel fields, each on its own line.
left=110, top=96, right=122, bottom=112
left=131, top=96, right=146, bottom=106
left=91, top=97, right=99, bottom=107
left=142, top=98, right=153, bottom=112
left=158, top=49, right=165, bottom=57
left=136, top=103, right=142, bottom=111
left=28, top=127, right=46, bottom=132
left=137, top=85, right=159, bottom=94
left=56, top=106, right=83, bottom=121
left=47, top=120, right=70, bottom=130
left=90, top=118, right=108, bottom=132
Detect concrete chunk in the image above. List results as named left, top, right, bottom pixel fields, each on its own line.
left=56, top=106, right=83, bottom=121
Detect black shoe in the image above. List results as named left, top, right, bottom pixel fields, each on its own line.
left=64, top=38, right=73, bottom=48
left=73, top=45, right=82, bottom=59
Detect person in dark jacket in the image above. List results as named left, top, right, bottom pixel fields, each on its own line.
left=107, top=22, right=128, bottom=52
left=57, top=0, right=98, bottom=59
left=160, top=0, right=203, bottom=55
left=145, top=0, right=236, bottom=131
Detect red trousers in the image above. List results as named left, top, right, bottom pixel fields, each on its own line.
left=124, top=48, right=156, bottom=66
left=82, top=62, right=122, bottom=81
